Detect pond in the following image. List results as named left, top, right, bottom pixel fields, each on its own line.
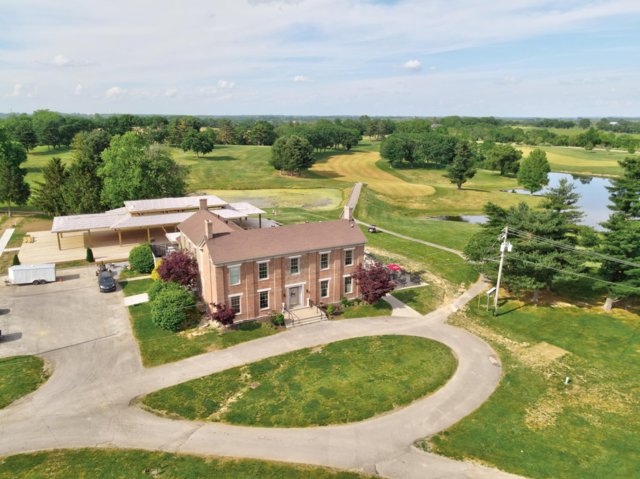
left=427, top=172, right=614, bottom=230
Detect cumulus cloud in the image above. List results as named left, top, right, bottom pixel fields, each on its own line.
left=105, top=86, right=125, bottom=98
left=403, top=59, right=422, bottom=71
left=74, top=83, right=83, bottom=95
left=52, top=54, right=71, bottom=67
left=217, top=80, right=235, bottom=89
left=293, top=75, right=311, bottom=82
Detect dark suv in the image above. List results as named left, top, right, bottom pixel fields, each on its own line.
left=98, top=270, right=116, bottom=293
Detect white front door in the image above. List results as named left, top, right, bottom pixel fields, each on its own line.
left=287, top=286, right=303, bottom=309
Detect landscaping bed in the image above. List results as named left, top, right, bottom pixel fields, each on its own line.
left=142, top=335, right=456, bottom=427
left=0, top=449, right=371, bottom=479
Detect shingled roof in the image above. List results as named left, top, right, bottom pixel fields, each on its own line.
left=177, top=209, right=241, bottom=245
left=206, top=219, right=366, bottom=265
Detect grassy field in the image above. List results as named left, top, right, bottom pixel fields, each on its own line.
left=0, top=449, right=371, bottom=479
left=120, top=278, right=154, bottom=296
left=142, top=335, right=456, bottom=427
left=392, top=285, right=443, bottom=315
left=23, top=146, right=74, bottom=186
left=204, top=187, right=345, bottom=211
left=340, top=299, right=392, bottom=319
left=517, top=145, right=626, bottom=177
left=426, top=300, right=640, bottom=479
left=0, top=356, right=48, bottom=409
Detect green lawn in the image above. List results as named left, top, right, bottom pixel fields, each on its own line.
left=24, top=146, right=74, bottom=186
left=129, top=302, right=278, bottom=367
left=0, top=356, right=48, bottom=409
left=0, top=449, right=371, bottom=479
left=362, top=226, right=477, bottom=287
left=427, top=301, right=640, bottom=479
left=340, top=299, right=392, bottom=319
left=517, top=145, right=626, bottom=177
left=392, top=285, right=443, bottom=315
left=142, top=335, right=456, bottom=427
left=120, top=278, right=155, bottom=296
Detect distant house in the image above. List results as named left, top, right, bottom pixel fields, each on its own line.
left=178, top=200, right=366, bottom=320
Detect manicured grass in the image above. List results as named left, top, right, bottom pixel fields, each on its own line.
left=0, top=449, right=371, bottom=479
left=204, top=187, right=345, bottom=211
left=427, top=301, right=640, bottom=479
left=129, top=302, right=278, bottom=367
left=0, top=251, right=18, bottom=274
left=362, top=226, right=478, bottom=287
left=55, top=259, right=91, bottom=269
left=517, top=145, right=626, bottom=177
left=392, top=285, right=443, bottom=315
left=23, top=146, right=74, bottom=186
left=142, top=335, right=457, bottom=427
left=119, top=278, right=155, bottom=296
left=340, top=299, right=392, bottom=319
left=117, top=268, right=149, bottom=280
left=0, top=356, right=48, bottom=409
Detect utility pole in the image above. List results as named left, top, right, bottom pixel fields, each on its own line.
left=493, top=226, right=512, bottom=316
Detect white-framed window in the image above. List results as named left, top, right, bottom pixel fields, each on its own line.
left=229, top=295, right=241, bottom=314
left=344, top=276, right=353, bottom=294
left=320, top=252, right=330, bottom=270
left=289, top=256, right=300, bottom=275
left=259, top=290, right=269, bottom=310
left=258, top=261, right=269, bottom=280
left=344, top=249, right=354, bottom=267
left=229, top=264, right=241, bottom=286
left=320, top=279, right=330, bottom=298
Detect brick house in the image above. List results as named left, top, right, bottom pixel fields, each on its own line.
left=177, top=202, right=366, bottom=321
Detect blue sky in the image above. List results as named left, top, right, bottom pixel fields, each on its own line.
left=1, top=0, right=639, bottom=116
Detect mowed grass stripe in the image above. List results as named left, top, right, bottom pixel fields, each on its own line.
left=517, top=145, right=625, bottom=177
left=311, top=150, right=436, bottom=198
left=142, top=335, right=456, bottom=427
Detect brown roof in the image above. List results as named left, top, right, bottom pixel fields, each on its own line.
left=207, top=219, right=366, bottom=264
left=177, top=209, right=241, bottom=245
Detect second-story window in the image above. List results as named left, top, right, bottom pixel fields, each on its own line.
left=290, top=257, right=300, bottom=274
left=320, top=252, right=330, bottom=270
left=344, top=249, right=354, bottom=267
left=258, top=261, right=269, bottom=280
left=229, top=265, right=241, bottom=286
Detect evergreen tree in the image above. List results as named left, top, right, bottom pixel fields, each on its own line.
left=599, top=156, right=640, bottom=309
left=517, top=148, right=550, bottom=193
left=445, top=141, right=476, bottom=189
left=0, top=128, right=30, bottom=216
left=33, top=157, right=68, bottom=216
left=540, top=177, right=584, bottom=229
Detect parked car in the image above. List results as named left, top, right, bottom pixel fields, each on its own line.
left=98, top=270, right=116, bottom=293
left=7, top=264, right=56, bottom=285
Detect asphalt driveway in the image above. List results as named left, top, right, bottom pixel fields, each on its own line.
left=0, top=266, right=129, bottom=358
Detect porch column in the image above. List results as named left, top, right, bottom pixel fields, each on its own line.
left=87, top=229, right=92, bottom=248
left=118, top=230, right=122, bottom=246
left=56, top=232, right=61, bottom=250
left=147, top=228, right=151, bottom=242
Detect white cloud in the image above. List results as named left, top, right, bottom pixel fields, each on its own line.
left=10, top=83, right=23, bottom=97
left=217, top=80, right=235, bottom=89
left=403, top=59, right=422, bottom=71
left=52, top=54, right=71, bottom=67
left=164, top=88, right=178, bottom=97
left=74, top=83, right=83, bottom=95
left=104, top=86, right=125, bottom=98
left=293, top=75, right=311, bottom=82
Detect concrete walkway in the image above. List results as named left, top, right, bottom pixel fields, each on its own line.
left=0, top=228, right=15, bottom=256
left=0, top=277, right=520, bottom=478
left=123, top=293, right=149, bottom=306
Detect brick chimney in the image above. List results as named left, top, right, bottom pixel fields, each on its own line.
left=205, top=220, right=213, bottom=239
left=199, top=198, right=207, bottom=211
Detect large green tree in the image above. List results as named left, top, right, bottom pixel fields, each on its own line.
left=486, top=144, right=522, bottom=176
left=32, top=110, right=65, bottom=148
left=599, top=156, right=640, bottom=309
left=64, top=129, right=112, bottom=214
left=270, top=135, right=314, bottom=175
left=32, top=157, right=68, bottom=216
left=445, top=141, right=476, bottom=189
left=0, top=128, right=30, bottom=216
left=181, top=129, right=215, bottom=157
left=99, top=132, right=187, bottom=208
left=517, top=148, right=550, bottom=193
left=4, top=114, right=37, bottom=151
left=540, top=177, right=584, bottom=228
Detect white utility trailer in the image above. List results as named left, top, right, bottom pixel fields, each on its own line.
left=7, top=264, right=56, bottom=285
